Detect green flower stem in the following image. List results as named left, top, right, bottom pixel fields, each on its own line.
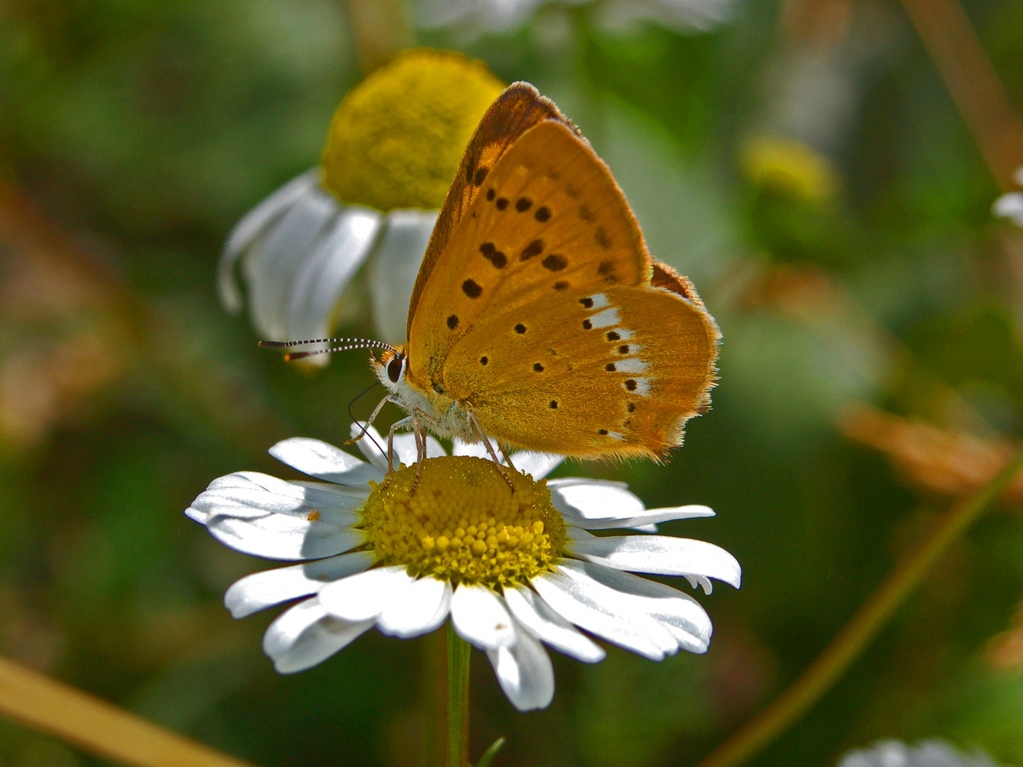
left=446, top=624, right=471, bottom=767
left=0, top=657, right=252, bottom=767
left=697, top=448, right=1023, bottom=767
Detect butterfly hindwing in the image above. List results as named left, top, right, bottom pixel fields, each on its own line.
left=444, top=281, right=718, bottom=458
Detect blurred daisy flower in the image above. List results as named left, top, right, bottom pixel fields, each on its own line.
left=417, top=0, right=737, bottom=37
left=838, top=740, right=1003, bottom=767
left=993, top=166, right=1023, bottom=228
left=186, top=427, right=741, bottom=711
left=218, top=50, right=503, bottom=351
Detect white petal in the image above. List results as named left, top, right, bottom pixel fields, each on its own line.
left=318, top=565, right=413, bottom=622
left=548, top=479, right=645, bottom=526
left=369, top=209, right=438, bottom=344
left=190, top=472, right=363, bottom=523
left=503, top=585, right=604, bottom=662
left=377, top=577, right=452, bottom=638
left=450, top=585, right=517, bottom=650
left=269, top=437, right=383, bottom=486
left=567, top=530, right=742, bottom=588
left=451, top=439, right=490, bottom=459
left=993, top=192, right=1023, bottom=224
left=551, top=476, right=716, bottom=529
left=286, top=205, right=382, bottom=344
left=187, top=471, right=366, bottom=560
left=245, top=185, right=340, bottom=340
left=224, top=551, right=376, bottom=618
left=509, top=452, right=564, bottom=480
left=218, top=169, right=320, bottom=313
left=263, top=599, right=373, bottom=673
left=560, top=560, right=712, bottom=654
left=204, top=509, right=365, bottom=561
left=350, top=422, right=444, bottom=470
left=486, top=626, right=554, bottom=711
left=532, top=569, right=677, bottom=660
left=391, top=431, right=444, bottom=466
left=350, top=422, right=391, bottom=470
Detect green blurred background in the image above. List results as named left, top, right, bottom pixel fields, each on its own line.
left=2, top=0, right=1023, bottom=765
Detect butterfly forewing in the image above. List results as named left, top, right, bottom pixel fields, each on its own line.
left=408, top=118, right=651, bottom=388
left=407, top=83, right=564, bottom=340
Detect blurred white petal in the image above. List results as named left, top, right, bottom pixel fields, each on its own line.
left=369, top=209, right=438, bottom=343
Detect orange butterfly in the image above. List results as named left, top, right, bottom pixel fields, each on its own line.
left=367, top=83, right=719, bottom=460
left=268, top=83, right=719, bottom=461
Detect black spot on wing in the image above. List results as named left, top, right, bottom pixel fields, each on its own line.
left=447, top=315, right=459, bottom=330
left=479, top=242, right=507, bottom=269
left=542, top=254, right=568, bottom=271
left=535, top=206, right=551, bottom=222
left=520, top=239, right=544, bottom=261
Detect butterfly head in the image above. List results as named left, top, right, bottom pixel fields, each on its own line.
left=371, top=345, right=409, bottom=393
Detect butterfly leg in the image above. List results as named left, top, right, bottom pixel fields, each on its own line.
left=498, top=443, right=518, bottom=473
left=384, top=415, right=414, bottom=475
left=466, top=408, right=516, bottom=491
left=408, top=410, right=430, bottom=495
left=347, top=394, right=394, bottom=447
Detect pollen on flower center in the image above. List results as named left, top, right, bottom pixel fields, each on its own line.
left=358, top=456, right=566, bottom=589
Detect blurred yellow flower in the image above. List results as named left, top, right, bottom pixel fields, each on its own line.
left=323, top=49, right=502, bottom=211
left=740, top=135, right=841, bottom=206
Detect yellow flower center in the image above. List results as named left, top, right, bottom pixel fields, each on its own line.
left=321, top=49, right=504, bottom=211
left=740, top=135, right=840, bottom=205
left=359, top=456, right=566, bottom=589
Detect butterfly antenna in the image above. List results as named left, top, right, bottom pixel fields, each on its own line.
left=258, top=337, right=397, bottom=362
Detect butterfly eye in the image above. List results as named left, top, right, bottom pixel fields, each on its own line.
left=387, top=354, right=404, bottom=384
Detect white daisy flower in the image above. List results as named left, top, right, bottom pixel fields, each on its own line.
left=993, top=166, right=1023, bottom=228
left=417, top=0, right=737, bottom=37
left=838, top=740, right=1003, bottom=767
left=185, top=425, right=741, bottom=711
left=218, top=50, right=503, bottom=351
left=218, top=174, right=437, bottom=350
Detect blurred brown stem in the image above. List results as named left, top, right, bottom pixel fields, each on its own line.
left=345, top=0, right=413, bottom=75
left=0, top=657, right=255, bottom=767
left=695, top=448, right=1023, bottom=767
left=899, top=0, right=1023, bottom=191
